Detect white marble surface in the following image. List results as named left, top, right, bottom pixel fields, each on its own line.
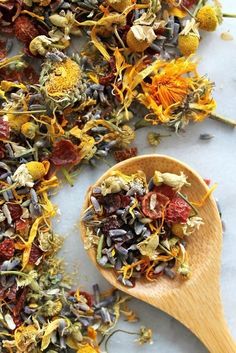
left=52, top=1, right=236, bottom=352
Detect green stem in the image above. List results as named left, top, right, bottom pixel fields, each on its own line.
left=209, top=114, right=236, bottom=128
left=0, top=110, right=47, bottom=115
left=0, top=183, right=17, bottom=195
left=61, top=167, right=74, bottom=187
left=177, top=191, right=199, bottom=216
left=96, top=234, right=104, bottom=263
left=193, top=0, right=204, bottom=16
left=223, top=13, right=236, bottom=18
left=0, top=270, right=28, bottom=277
left=102, top=329, right=138, bottom=352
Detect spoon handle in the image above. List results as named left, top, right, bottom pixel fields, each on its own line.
left=194, top=311, right=236, bottom=353
left=154, top=276, right=236, bottom=353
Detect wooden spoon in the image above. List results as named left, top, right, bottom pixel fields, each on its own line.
left=80, top=155, right=236, bottom=353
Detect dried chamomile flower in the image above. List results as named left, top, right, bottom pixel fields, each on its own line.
left=136, top=326, right=153, bottom=345
left=147, top=132, right=161, bottom=146
left=29, top=35, right=56, bottom=56
left=178, top=19, right=200, bottom=56
left=12, top=164, right=34, bottom=188
left=21, top=122, right=38, bottom=139
left=40, top=300, right=63, bottom=317
left=153, top=171, right=190, bottom=190
left=116, top=125, right=135, bottom=148
left=26, top=161, right=46, bottom=181
left=49, top=11, right=82, bottom=38
left=100, top=175, right=128, bottom=195
left=196, top=5, right=220, bottom=32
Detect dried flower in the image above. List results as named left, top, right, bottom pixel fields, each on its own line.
left=26, top=161, right=46, bottom=180
left=178, top=34, right=199, bottom=56
left=126, top=28, right=150, bottom=52
left=153, top=171, right=190, bottom=190
left=138, top=57, right=216, bottom=128
left=106, top=0, right=132, bottom=12
left=21, top=122, right=38, bottom=139
left=137, top=326, right=153, bottom=345
left=196, top=5, right=219, bottom=32
left=12, top=164, right=34, bottom=188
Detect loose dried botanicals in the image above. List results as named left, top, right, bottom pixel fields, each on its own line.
left=83, top=170, right=206, bottom=287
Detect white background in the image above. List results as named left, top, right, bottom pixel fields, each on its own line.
left=52, top=1, right=236, bottom=352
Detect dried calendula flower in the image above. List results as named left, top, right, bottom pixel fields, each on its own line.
left=196, top=5, right=220, bottom=32
left=40, top=51, right=86, bottom=109
left=77, top=343, right=98, bottom=353
left=106, top=0, right=132, bottom=12
left=26, top=161, right=46, bottom=181
left=21, top=122, right=38, bottom=139
left=14, top=324, right=40, bottom=352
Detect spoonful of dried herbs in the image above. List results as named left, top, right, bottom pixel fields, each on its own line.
left=80, top=155, right=236, bottom=353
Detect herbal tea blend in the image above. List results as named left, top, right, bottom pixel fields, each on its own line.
left=83, top=170, right=207, bottom=287
left=0, top=0, right=234, bottom=351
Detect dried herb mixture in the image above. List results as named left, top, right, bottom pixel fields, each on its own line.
left=83, top=170, right=208, bottom=287
left=0, top=0, right=234, bottom=351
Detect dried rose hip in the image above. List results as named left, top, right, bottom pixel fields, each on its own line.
left=14, top=15, right=39, bottom=44
left=28, top=244, right=43, bottom=265
left=50, top=139, right=79, bottom=166
left=0, top=118, right=10, bottom=140
left=0, top=238, right=15, bottom=260
left=79, top=291, right=93, bottom=307
left=7, top=203, right=23, bottom=221
left=153, top=185, right=176, bottom=200
left=142, top=192, right=169, bottom=219
left=166, top=197, right=191, bottom=223
left=15, top=219, right=29, bottom=233
left=181, top=0, right=197, bottom=8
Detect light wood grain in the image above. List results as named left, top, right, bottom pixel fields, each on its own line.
left=80, top=155, right=236, bottom=353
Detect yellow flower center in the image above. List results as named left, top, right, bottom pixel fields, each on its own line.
left=45, top=59, right=81, bottom=96
left=149, top=74, right=189, bottom=109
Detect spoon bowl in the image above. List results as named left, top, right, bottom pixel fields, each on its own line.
left=80, top=155, right=236, bottom=353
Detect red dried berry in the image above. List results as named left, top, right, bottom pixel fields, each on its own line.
left=153, top=185, right=176, bottom=200
left=7, top=203, right=23, bottom=221
left=142, top=192, right=169, bottom=220
left=79, top=291, right=93, bottom=307
left=50, top=139, right=79, bottom=166
left=0, top=238, right=15, bottom=260
left=166, top=197, right=191, bottom=223
left=28, top=244, right=43, bottom=265
left=13, top=288, right=28, bottom=317
left=0, top=118, right=10, bottom=140
left=181, top=0, right=197, bottom=8
left=14, top=15, right=39, bottom=44
left=15, top=218, right=29, bottom=233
